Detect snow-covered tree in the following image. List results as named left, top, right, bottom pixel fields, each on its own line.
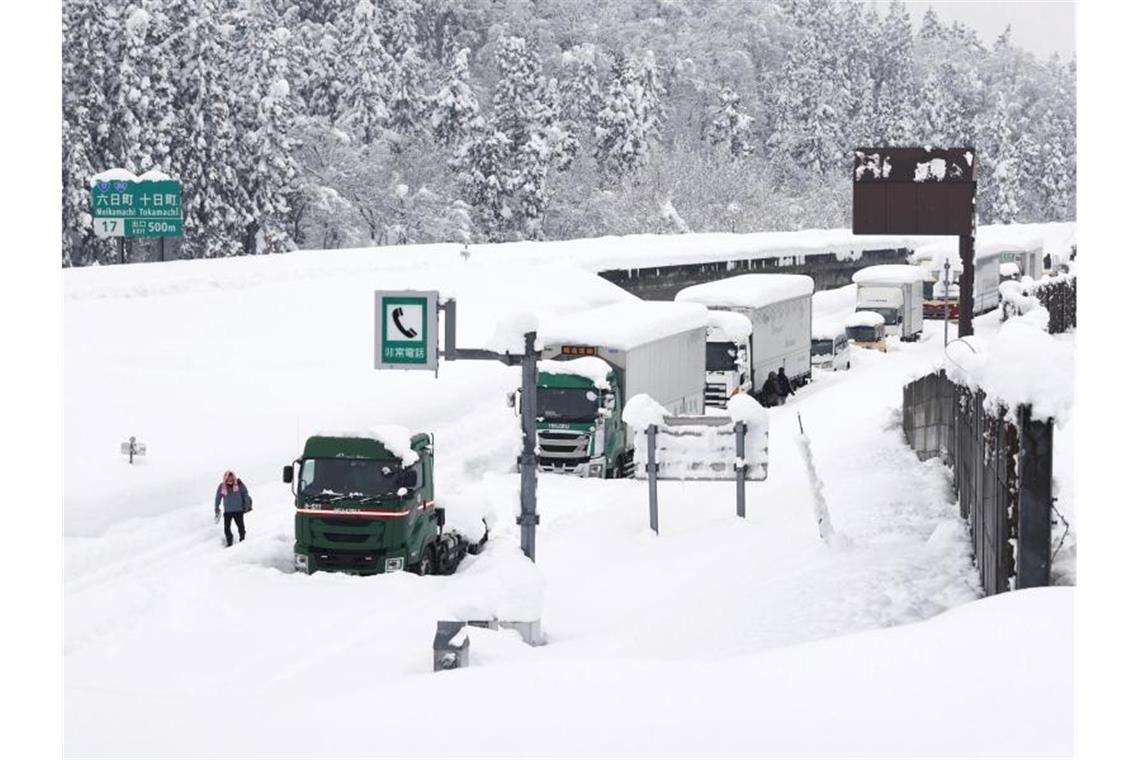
left=456, top=124, right=513, bottom=240
left=337, top=0, right=394, bottom=144
left=429, top=47, right=480, bottom=146
left=708, top=85, right=754, bottom=159
left=980, top=92, right=1022, bottom=224
left=594, top=50, right=666, bottom=182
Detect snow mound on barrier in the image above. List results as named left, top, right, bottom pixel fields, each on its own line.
left=621, top=393, right=669, bottom=430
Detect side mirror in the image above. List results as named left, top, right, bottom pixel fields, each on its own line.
left=507, top=390, right=519, bottom=414
left=603, top=393, right=616, bottom=412
left=282, top=465, right=293, bottom=484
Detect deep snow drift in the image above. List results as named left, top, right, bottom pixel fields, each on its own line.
left=64, top=235, right=1073, bottom=757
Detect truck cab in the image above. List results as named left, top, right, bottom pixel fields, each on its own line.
left=284, top=431, right=477, bottom=576
left=534, top=356, right=623, bottom=478
left=845, top=311, right=887, bottom=352
left=852, top=265, right=925, bottom=342
left=703, top=311, right=752, bottom=408
left=811, top=322, right=851, bottom=371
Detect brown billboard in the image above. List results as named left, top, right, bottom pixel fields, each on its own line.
left=852, top=147, right=976, bottom=236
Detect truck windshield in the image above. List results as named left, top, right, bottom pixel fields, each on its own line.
left=706, top=342, right=739, bottom=372
left=537, top=387, right=599, bottom=422
left=861, top=307, right=899, bottom=325
left=811, top=339, right=834, bottom=356
left=298, top=458, right=403, bottom=500
left=847, top=326, right=880, bottom=342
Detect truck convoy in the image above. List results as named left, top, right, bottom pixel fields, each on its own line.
left=851, top=265, right=925, bottom=342
left=914, top=251, right=1003, bottom=320
left=675, top=273, right=815, bottom=392
left=534, top=301, right=708, bottom=478
left=283, top=429, right=484, bottom=575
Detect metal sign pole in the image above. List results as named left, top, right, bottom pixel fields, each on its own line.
left=518, top=331, right=539, bottom=561
left=647, top=425, right=659, bottom=534
left=958, top=232, right=975, bottom=338
left=734, top=421, right=747, bottom=518
left=943, top=258, right=951, bottom=347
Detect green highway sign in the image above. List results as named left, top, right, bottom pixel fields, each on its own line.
left=375, top=290, right=438, bottom=371
left=91, top=178, right=183, bottom=238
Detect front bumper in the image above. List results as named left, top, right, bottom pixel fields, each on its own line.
left=294, top=546, right=407, bottom=575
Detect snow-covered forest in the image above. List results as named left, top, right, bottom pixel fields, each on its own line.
left=61, top=0, right=1076, bottom=266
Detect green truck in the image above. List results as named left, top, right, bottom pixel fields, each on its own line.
left=283, top=430, right=484, bottom=575
left=534, top=302, right=709, bottom=478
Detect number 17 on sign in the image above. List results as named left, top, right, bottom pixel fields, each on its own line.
left=95, top=218, right=123, bottom=238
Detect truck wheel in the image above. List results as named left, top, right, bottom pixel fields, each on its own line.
left=413, top=545, right=435, bottom=576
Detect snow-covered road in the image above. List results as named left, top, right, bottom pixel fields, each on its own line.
left=63, top=248, right=1071, bottom=757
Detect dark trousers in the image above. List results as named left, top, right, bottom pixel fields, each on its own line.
left=223, top=512, right=246, bottom=545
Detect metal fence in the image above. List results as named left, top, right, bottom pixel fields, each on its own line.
left=902, top=371, right=1053, bottom=596
left=1001, top=274, right=1076, bottom=334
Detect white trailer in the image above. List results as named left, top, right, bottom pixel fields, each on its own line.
left=537, top=301, right=709, bottom=476
left=851, top=265, right=925, bottom=341
left=675, top=274, right=815, bottom=389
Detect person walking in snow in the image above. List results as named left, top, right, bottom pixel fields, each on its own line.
left=214, top=470, right=251, bottom=546
left=776, top=367, right=796, bottom=405
left=758, top=371, right=780, bottom=408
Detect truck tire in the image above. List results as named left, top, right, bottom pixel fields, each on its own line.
left=413, top=545, right=436, bottom=576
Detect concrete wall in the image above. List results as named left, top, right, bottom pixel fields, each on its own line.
left=599, top=247, right=912, bottom=301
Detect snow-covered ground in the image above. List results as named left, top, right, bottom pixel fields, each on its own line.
left=64, top=241, right=1073, bottom=757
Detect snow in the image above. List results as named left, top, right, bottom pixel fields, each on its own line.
left=1000, top=262, right=1021, bottom=277
left=705, top=309, right=752, bottom=342
left=851, top=264, right=926, bottom=285
left=484, top=309, right=540, bottom=353
left=675, top=273, right=815, bottom=309
left=313, top=424, right=419, bottom=466
left=136, top=169, right=172, bottom=181
left=726, top=392, right=767, bottom=430
left=620, top=393, right=669, bottom=430
left=912, top=221, right=1076, bottom=267
left=91, top=167, right=173, bottom=186
left=63, top=232, right=1072, bottom=757
left=913, top=157, right=947, bottom=182
left=944, top=312, right=1075, bottom=424
left=540, top=301, right=707, bottom=351
left=846, top=310, right=886, bottom=328
left=813, top=320, right=847, bottom=340
left=537, top=356, right=612, bottom=389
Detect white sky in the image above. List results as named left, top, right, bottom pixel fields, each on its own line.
left=864, top=1, right=1076, bottom=60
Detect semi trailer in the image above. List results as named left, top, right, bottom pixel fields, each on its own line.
left=533, top=301, right=708, bottom=478
left=675, top=273, right=815, bottom=391
left=283, top=429, right=485, bottom=575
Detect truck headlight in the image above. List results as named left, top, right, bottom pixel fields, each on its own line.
left=588, top=462, right=604, bottom=478
left=385, top=557, right=405, bottom=573
left=294, top=553, right=309, bottom=572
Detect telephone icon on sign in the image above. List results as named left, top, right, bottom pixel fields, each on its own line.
left=391, top=307, right=418, bottom=339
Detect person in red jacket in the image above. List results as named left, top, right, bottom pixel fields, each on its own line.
left=214, top=470, right=252, bottom=546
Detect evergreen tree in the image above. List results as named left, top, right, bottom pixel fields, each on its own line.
left=429, top=47, right=481, bottom=146
left=980, top=92, right=1022, bottom=223
left=456, top=124, right=513, bottom=240
left=593, top=51, right=665, bottom=182
left=338, top=0, right=394, bottom=144
left=872, top=0, right=918, bottom=144
left=708, top=86, right=754, bottom=159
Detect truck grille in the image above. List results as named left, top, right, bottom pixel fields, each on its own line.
left=705, top=382, right=728, bottom=408
left=313, top=550, right=380, bottom=573
left=537, top=429, right=590, bottom=470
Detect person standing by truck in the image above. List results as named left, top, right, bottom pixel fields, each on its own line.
left=776, top=367, right=796, bottom=405
left=214, top=470, right=251, bottom=546
left=758, top=371, right=780, bottom=408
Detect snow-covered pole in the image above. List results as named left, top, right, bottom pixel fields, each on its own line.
left=943, top=258, right=951, bottom=347
left=646, top=424, right=659, bottom=535
left=518, top=331, right=539, bottom=561
left=734, top=421, right=747, bottom=518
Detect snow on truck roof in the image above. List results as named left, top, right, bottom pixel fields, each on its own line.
left=706, top=310, right=753, bottom=342
left=911, top=222, right=1075, bottom=267
left=537, top=356, right=612, bottom=388
left=846, top=311, right=886, bottom=328
left=812, top=321, right=847, bottom=340
left=674, top=274, right=814, bottom=309
left=851, top=265, right=926, bottom=285
left=540, top=301, right=708, bottom=351
left=311, top=424, right=420, bottom=465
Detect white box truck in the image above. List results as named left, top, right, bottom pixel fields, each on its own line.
left=675, top=274, right=815, bottom=391
left=851, top=265, right=925, bottom=341
left=534, top=301, right=708, bottom=478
